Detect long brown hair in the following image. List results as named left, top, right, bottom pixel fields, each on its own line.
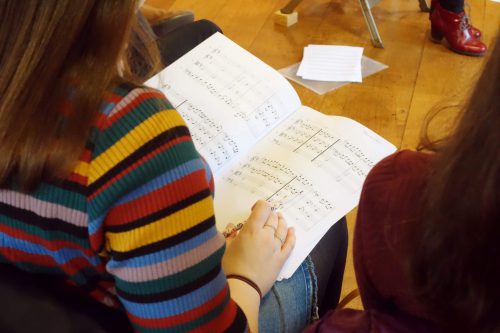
left=410, top=34, right=500, bottom=332
left=0, top=0, right=157, bottom=191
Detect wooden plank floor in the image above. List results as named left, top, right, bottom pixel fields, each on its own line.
left=147, top=0, right=499, bottom=310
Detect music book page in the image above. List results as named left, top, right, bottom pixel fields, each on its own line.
left=145, top=33, right=301, bottom=176
left=146, top=32, right=396, bottom=279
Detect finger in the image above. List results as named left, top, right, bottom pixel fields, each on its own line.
left=251, top=200, right=278, bottom=212
left=280, top=228, right=296, bottom=257
left=263, top=211, right=278, bottom=232
left=275, top=212, right=288, bottom=240
left=270, top=213, right=286, bottom=248
left=246, top=200, right=272, bottom=230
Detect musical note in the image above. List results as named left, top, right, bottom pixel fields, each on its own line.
left=222, top=154, right=335, bottom=231
left=267, top=116, right=380, bottom=194
left=158, top=40, right=294, bottom=139
left=145, top=33, right=397, bottom=281
left=147, top=34, right=304, bottom=175
left=152, top=98, right=241, bottom=172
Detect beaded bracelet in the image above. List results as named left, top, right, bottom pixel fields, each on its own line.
left=226, top=274, right=263, bottom=300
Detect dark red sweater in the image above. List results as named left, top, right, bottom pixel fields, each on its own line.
left=304, top=150, right=437, bottom=333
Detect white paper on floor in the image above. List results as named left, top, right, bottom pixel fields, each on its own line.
left=297, top=45, right=364, bottom=82
left=279, top=56, right=388, bottom=95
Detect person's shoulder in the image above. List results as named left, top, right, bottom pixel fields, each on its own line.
left=88, top=81, right=190, bottom=162
left=364, top=150, right=433, bottom=190
left=100, top=82, right=174, bottom=119
left=358, top=150, right=433, bottom=227
left=388, top=149, right=432, bottom=172
left=373, top=149, right=432, bottom=175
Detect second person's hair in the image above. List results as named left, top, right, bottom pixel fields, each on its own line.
left=410, top=33, right=500, bottom=333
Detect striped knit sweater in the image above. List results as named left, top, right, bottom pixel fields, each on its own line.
left=0, top=84, right=248, bottom=332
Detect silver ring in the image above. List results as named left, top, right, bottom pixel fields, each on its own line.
left=263, top=224, right=277, bottom=233
left=274, top=234, right=284, bottom=246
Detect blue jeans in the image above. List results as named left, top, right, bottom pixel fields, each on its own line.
left=259, top=257, right=318, bottom=333
left=258, top=217, right=348, bottom=332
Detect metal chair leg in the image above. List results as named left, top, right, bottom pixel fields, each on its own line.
left=418, top=0, right=431, bottom=12
left=279, top=0, right=427, bottom=46
left=358, top=0, right=384, bottom=48
left=281, top=0, right=305, bottom=14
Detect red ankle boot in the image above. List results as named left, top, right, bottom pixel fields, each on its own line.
left=430, top=4, right=487, bottom=56
left=430, top=0, right=481, bottom=39
left=467, top=20, right=481, bottom=39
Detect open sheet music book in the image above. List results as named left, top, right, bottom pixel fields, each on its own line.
left=146, top=32, right=396, bottom=280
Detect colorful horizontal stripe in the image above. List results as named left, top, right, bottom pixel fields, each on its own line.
left=0, top=84, right=247, bottom=332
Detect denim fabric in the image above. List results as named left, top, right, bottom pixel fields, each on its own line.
left=259, top=256, right=317, bottom=333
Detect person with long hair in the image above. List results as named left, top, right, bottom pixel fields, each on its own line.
left=0, top=1, right=351, bottom=332
left=0, top=1, right=297, bottom=332
left=304, top=33, right=499, bottom=332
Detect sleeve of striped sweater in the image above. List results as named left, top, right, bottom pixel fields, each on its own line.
left=87, top=86, right=248, bottom=332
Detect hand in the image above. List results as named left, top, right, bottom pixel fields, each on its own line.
left=222, top=200, right=295, bottom=296
left=140, top=4, right=171, bottom=24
